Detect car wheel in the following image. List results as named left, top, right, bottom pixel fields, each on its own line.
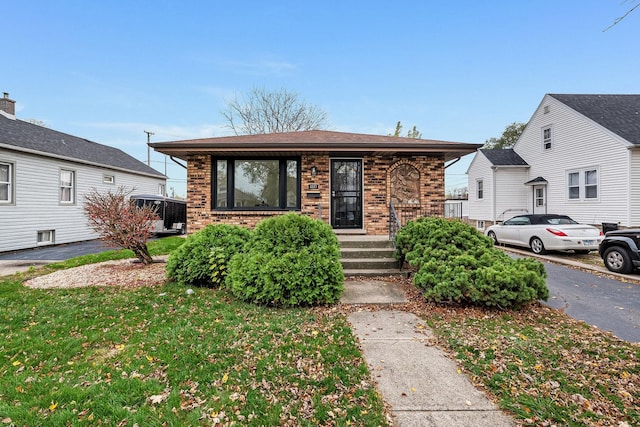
left=603, top=246, right=634, bottom=274
left=530, top=237, right=546, bottom=254
left=487, top=231, right=498, bottom=245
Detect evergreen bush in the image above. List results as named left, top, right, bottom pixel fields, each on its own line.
left=166, top=224, right=251, bottom=287
left=226, top=213, right=344, bottom=307
left=395, top=217, right=548, bottom=309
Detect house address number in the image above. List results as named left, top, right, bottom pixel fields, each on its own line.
left=308, top=184, right=319, bottom=189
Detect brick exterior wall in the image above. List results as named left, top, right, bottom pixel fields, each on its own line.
left=185, top=154, right=444, bottom=235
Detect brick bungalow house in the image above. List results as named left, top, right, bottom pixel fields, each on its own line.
left=149, top=130, right=480, bottom=236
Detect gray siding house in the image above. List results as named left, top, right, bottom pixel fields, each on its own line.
left=0, top=93, right=166, bottom=253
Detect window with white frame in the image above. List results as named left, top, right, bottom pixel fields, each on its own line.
left=585, top=169, right=598, bottom=199
left=158, top=183, right=166, bottom=196
left=60, top=169, right=75, bottom=204
left=567, top=168, right=599, bottom=200
left=103, top=174, right=115, bottom=184
left=0, top=161, right=14, bottom=204
left=542, top=126, right=552, bottom=150
left=37, top=230, right=55, bottom=245
left=476, top=220, right=485, bottom=230
left=476, top=179, right=484, bottom=200
left=568, top=172, right=580, bottom=199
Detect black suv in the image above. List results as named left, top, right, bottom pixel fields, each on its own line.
left=599, top=229, right=640, bottom=274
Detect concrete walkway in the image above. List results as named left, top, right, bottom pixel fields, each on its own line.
left=341, top=280, right=514, bottom=426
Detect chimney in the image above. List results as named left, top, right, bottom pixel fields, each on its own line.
left=0, top=92, right=16, bottom=116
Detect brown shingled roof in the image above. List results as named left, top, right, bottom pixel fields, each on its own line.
left=149, top=130, right=481, bottom=161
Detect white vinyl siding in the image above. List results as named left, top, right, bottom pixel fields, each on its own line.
left=515, top=94, right=630, bottom=226
left=467, top=153, right=493, bottom=222
left=467, top=151, right=529, bottom=224
left=0, top=148, right=165, bottom=253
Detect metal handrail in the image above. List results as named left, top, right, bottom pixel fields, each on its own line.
left=388, top=201, right=401, bottom=246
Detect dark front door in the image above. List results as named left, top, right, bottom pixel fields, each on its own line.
left=331, top=159, right=363, bottom=229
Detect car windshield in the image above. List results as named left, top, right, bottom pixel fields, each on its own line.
left=544, top=216, right=578, bottom=225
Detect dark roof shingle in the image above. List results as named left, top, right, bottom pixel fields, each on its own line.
left=549, top=94, right=640, bottom=145
left=480, top=148, right=528, bottom=166
left=0, top=114, right=164, bottom=177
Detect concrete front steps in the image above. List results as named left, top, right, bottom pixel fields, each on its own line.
left=337, top=235, right=406, bottom=277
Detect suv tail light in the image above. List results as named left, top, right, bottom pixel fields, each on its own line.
left=546, top=228, right=568, bottom=237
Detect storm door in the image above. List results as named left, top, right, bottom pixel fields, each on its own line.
left=533, top=185, right=547, bottom=214
left=330, top=159, right=363, bottom=229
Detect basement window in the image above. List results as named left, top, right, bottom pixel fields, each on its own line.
left=37, top=230, right=55, bottom=246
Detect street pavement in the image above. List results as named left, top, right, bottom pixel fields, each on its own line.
left=504, top=247, right=640, bottom=343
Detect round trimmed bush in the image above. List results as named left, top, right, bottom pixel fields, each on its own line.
left=226, top=213, right=344, bottom=307
left=166, top=224, right=252, bottom=287
left=395, top=216, right=548, bottom=309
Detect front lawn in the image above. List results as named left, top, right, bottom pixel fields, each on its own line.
left=0, top=238, right=387, bottom=426
left=0, top=282, right=387, bottom=426
left=402, top=284, right=640, bottom=427
left=2, top=237, right=639, bottom=426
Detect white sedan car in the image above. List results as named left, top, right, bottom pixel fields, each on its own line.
left=485, top=214, right=604, bottom=254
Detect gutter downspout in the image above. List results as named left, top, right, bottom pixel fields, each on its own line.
left=444, top=157, right=461, bottom=169
left=170, top=156, right=187, bottom=170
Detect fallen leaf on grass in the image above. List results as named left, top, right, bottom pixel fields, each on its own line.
left=148, top=389, right=170, bottom=405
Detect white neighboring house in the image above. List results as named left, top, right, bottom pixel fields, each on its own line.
left=0, top=93, right=166, bottom=253
left=467, top=148, right=530, bottom=229
left=468, top=93, right=640, bottom=230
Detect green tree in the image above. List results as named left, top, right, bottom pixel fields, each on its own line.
left=483, top=121, right=526, bottom=149
left=391, top=121, right=422, bottom=139
left=221, top=86, right=328, bottom=135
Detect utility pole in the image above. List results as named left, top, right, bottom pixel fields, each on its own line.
left=144, top=130, right=155, bottom=166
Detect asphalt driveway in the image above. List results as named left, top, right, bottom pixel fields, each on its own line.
left=504, top=247, right=640, bottom=343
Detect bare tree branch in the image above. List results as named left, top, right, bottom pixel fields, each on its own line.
left=604, top=1, right=639, bottom=31
left=221, top=86, right=328, bottom=135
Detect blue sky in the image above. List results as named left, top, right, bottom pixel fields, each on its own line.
left=3, top=1, right=639, bottom=197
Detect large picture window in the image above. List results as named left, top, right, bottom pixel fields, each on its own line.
left=0, top=162, right=13, bottom=204
left=213, top=158, right=300, bottom=210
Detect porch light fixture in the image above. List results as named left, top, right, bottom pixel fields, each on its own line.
left=311, top=166, right=317, bottom=177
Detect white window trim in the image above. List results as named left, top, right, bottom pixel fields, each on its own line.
left=60, top=169, right=76, bottom=204
left=542, top=125, right=553, bottom=151
left=476, top=179, right=484, bottom=200
left=566, top=167, right=599, bottom=201
left=37, top=230, right=55, bottom=246
left=103, top=174, right=115, bottom=184
left=0, top=161, right=15, bottom=205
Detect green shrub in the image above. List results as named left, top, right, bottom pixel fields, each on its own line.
left=226, top=213, right=344, bottom=307
left=396, top=217, right=547, bottom=309
left=166, top=224, right=251, bottom=287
